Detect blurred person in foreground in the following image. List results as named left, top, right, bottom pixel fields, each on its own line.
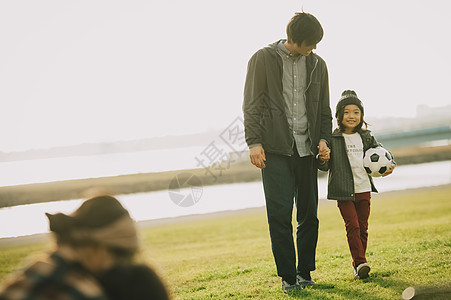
left=0, top=195, right=170, bottom=300
left=242, top=12, right=332, bottom=292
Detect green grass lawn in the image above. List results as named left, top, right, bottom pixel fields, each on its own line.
left=1, top=186, right=450, bottom=299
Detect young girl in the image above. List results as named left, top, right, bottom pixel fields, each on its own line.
left=318, top=90, right=395, bottom=279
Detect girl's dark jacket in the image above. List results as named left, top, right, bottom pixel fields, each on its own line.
left=242, top=40, right=332, bottom=156
left=318, top=128, right=381, bottom=201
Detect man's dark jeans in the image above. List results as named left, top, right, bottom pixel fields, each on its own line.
left=261, top=150, right=319, bottom=278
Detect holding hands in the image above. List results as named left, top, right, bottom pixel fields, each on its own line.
left=317, top=140, right=330, bottom=162
left=251, top=140, right=331, bottom=169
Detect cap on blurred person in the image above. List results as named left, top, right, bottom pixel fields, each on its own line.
left=46, top=195, right=139, bottom=259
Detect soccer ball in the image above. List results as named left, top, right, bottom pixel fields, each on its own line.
left=363, top=147, right=394, bottom=177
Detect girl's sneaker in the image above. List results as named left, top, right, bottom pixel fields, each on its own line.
left=354, top=263, right=371, bottom=279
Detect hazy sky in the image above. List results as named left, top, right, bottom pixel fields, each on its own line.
left=1, top=0, right=449, bottom=152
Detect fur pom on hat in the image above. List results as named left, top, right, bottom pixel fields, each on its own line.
left=335, top=90, right=364, bottom=117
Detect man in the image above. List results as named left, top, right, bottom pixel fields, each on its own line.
left=242, top=12, right=332, bottom=292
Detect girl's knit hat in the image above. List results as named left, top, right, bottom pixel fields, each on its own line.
left=335, top=90, right=364, bottom=117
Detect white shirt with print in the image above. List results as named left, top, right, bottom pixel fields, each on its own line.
left=343, top=132, right=372, bottom=193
